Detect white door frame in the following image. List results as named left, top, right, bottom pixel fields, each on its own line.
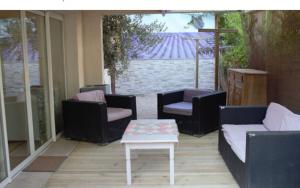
left=45, top=12, right=57, bottom=142
left=0, top=52, right=12, bottom=184
left=21, top=10, right=36, bottom=155
left=45, top=11, right=67, bottom=140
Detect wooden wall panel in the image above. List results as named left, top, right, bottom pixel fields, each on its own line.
left=247, top=11, right=300, bottom=113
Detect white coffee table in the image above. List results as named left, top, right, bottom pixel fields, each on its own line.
left=121, top=119, right=179, bottom=185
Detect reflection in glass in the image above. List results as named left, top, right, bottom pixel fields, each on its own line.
left=0, top=11, right=30, bottom=169
left=50, top=18, right=66, bottom=133
left=25, top=12, right=51, bottom=150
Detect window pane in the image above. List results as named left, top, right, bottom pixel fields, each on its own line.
left=50, top=18, right=65, bottom=133
left=25, top=12, right=51, bottom=150
left=0, top=11, right=30, bottom=170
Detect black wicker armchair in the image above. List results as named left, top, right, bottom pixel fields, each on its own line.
left=157, top=89, right=226, bottom=136
left=62, top=94, right=136, bottom=144
left=219, top=106, right=300, bottom=188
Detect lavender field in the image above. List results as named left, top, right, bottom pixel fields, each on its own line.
left=130, top=32, right=215, bottom=60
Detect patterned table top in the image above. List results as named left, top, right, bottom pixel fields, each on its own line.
left=121, top=119, right=179, bottom=143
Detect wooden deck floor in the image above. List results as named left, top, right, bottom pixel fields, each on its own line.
left=46, top=132, right=238, bottom=188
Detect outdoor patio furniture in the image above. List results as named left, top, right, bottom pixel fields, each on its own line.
left=121, top=119, right=179, bottom=185
left=62, top=90, right=137, bottom=144
left=80, top=84, right=112, bottom=94
left=157, top=89, right=226, bottom=136
left=219, top=103, right=300, bottom=188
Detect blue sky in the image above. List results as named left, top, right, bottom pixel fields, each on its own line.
left=141, top=13, right=215, bottom=32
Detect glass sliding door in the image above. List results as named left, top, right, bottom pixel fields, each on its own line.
left=0, top=116, right=7, bottom=181
left=0, top=11, right=30, bottom=170
left=0, top=11, right=63, bottom=185
left=25, top=12, right=51, bottom=150
left=50, top=18, right=66, bottom=134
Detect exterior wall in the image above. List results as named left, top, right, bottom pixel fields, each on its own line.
left=116, top=59, right=215, bottom=95
left=63, top=11, right=104, bottom=98
left=63, top=12, right=85, bottom=98
left=247, top=11, right=300, bottom=113
left=82, top=11, right=104, bottom=85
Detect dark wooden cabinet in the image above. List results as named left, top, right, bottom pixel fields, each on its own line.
left=227, top=69, right=267, bottom=106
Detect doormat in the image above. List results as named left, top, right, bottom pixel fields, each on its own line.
left=10, top=156, right=27, bottom=169
left=23, top=156, right=67, bottom=172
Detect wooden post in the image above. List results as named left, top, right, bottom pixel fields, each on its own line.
left=214, top=15, right=220, bottom=91
left=198, top=16, right=237, bottom=91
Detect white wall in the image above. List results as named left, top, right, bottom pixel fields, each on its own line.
left=63, top=12, right=85, bottom=98
left=82, top=11, right=104, bottom=85
left=63, top=11, right=105, bottom=98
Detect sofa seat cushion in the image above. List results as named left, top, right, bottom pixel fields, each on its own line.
left=163, top=102, right=193, bottom=116
left=107, top=107, right=132, bottom=122
left=222, top=124, right=268, bottom=163
left=183, top=89, right=213, bottom=102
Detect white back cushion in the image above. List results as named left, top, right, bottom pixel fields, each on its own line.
left=263, top=102, right=293, bottom=131
left=74, top=90, right=106, bottom=103
left=280, top=113, right=300, bottom=131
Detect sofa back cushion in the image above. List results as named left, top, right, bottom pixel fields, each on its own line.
left=280, top=113, right=300, bottom=131
left=263, top=102, right=293, bottom=131
left=74, top=90, right=106, bottom=103
left=183, top=89, right=213, bottom=102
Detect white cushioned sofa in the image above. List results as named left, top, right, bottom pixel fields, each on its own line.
left=219, top=103, right=300, bottom=188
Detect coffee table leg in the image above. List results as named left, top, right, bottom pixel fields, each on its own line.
left=125, top=145, right=131, bottom=185
left=169, top=144, right=175, bottom=185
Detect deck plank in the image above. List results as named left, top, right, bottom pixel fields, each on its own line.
left=46, top=132, right=238, bottom=188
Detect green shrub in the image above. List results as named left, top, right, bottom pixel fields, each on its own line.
left=222, top=43, right=248, bottom=69
left=220, top=12, right=249, bottom=72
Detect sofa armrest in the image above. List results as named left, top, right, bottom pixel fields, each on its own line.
left=105, top=94, right=137, bottom=119
left=62, top=100, right=108, bottom=142
left=193, top=91, right=227, bottom=116
left=157, top=90, right=184, bottom=118
left=219, top=106, right=267, bottom=126
left=192, top=91, right=226, bottom=132
left=245, top=131, right=300, bottom=188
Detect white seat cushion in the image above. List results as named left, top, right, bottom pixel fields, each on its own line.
left=107, top=107, right=132, bottom=122
left=222, top=124, right=268, bottom=163
left=263, top=102, right=293, bottom=131
left=163, top=102, right=193, bottom=116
